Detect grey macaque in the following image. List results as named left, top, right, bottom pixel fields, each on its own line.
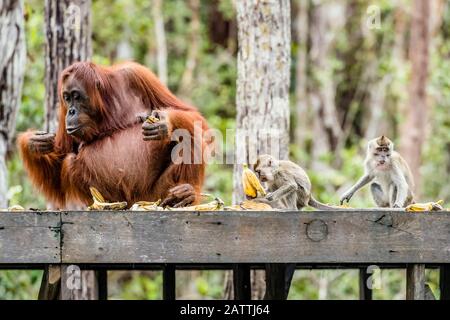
left=340, top=135, right=414, bottom=208
left=253, top=154, right=337, bottom=210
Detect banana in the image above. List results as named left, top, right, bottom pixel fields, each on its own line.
left=405, top=200, right=444, bottom=212
left=130, top=200, right=164, bottom=211
left=242, top=163, right=266, bottom=198
left=88, top=187, right=127, bottom=210
left=166, top=197, right=225, bottom=211
left=240, top=200, right=272, bottom=211
left=8, top=204, right=25, bottom=211
left=146, top=115, right=159, bottom=123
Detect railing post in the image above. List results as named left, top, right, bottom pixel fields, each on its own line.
left=38, top=265, right=61, bottom=300
left=233, top=264, right=251, bottom=300
left=163, top=264, right=176, bottom=300
left=97, top=270, right=108, bottom=300
left=406, top=264, right=425, bottom=300
left=264, top=263, right=295, bottom=300
left=440, top=265, right=450, bottom=300
left=359, top=267, right=373, bottom=300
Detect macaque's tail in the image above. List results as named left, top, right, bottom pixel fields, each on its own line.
left=308, top=196, right=340, bottom=210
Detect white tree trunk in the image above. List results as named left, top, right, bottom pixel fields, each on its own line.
left=227, top=0, right=291, bottom=300
left=233, top=0, right=291, bottom=203
left=0, top=0, right=26, bottom=208
left=152, top=0, right=168, bottom=85
left=44, top=0, right=92, bottom=133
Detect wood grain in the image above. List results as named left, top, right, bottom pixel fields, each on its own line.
left=0, top=212, right=60, bottom=263
left=59, top=210, right=450, bottom=264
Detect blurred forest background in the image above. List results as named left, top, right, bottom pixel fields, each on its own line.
left=1, top=0, right=450, bottom=299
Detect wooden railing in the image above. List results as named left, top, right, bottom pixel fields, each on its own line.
left=1, top=210, right=449, bottom=300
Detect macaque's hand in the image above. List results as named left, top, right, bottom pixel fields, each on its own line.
left=28, top=131, right=55, bottom=155
left=265, top=192, right=275, bottom=202
left=141, top=110, right=171, bottom=141
left=340, top=191, right=353, bottom=205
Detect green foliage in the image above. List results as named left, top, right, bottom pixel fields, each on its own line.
left=3, top=0, right=450, bottom=300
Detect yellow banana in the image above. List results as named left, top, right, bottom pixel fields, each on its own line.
left=90, top=187, right=106, bottom=203
left=88, top=187, right=127, bottom=210
left=8, top=205, right=25, bottom=211
left=146, top=115, right=159, bottom=123
left=242, top=163, right=266, bottom=198
left=405, top=200, right=444, bottom=212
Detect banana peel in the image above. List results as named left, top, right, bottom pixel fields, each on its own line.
left=88, top=187, right=127, bottom=210
left=242, top=163, right=266, bottom=198
left=166, top=197, right=225, bottom=211
left=130, top=200, right=164, bottom=211
left=405, top=200, right=444, bottom=212
left=240, top=199, right=272, bottom=211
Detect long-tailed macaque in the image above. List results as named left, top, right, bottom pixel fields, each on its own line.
left=253, top=154, right=337, bottom=210
left=340, top=135, right=414, bottom=208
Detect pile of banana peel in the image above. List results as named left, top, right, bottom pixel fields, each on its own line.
left=87, top=187, right=273, bottom=212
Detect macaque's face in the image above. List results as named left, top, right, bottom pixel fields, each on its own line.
left=254, top=155, right=277, bottom=182
left=62, top=76, right=98, bottom=140
left=369, top=142, right=393, bottom=170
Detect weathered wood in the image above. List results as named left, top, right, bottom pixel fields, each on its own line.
left=439, top=265, right=450, bottom=300
left=264, top=263, right=295, bottom=300
left=163, top=264, right=176, bottom=300
left=60, top=265, right=99, bottom=300
left=38, top=265, right=61, bottom=300
left=59, top=210, right=450, bottom=264
left=233, top=264, right=251, bottom=300
left=406, top=264, right=425, bottom=300
left=359, top=267, right=373, bottom=300
left=0, top=212, right=60, bottom=263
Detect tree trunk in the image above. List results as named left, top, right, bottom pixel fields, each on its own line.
left=41, top=0, right=94, bottom=300
left=226, top=0, right=291, bottom=300
left=308, top=1, right=342, bottom=170
left=0, top=0, right=26, bottom=208
left=178, top=0, right=200, bottom=98
left=44, top=0, right=92, bottom=133
left=152, top=0, right=168, bottom=85
left=294, top=0, right=309, bottom=149
left=399, top=0, right=431, bottom=195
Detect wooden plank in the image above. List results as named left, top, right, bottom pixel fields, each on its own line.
left=60, top=210, right=450, bottom=264
left=233, top=264, right=251, bottom=300
left=162, top=264, right=176, bottom=300
left=440, top=265, right=450, bottom=300
left=406, top=264, right=425, bottom=300
left=359, top=267, right=373, bottom=300
left=0, top=212, right=60, bottom=264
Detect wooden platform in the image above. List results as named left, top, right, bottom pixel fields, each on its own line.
left=1, top=210, right=449, bottom=300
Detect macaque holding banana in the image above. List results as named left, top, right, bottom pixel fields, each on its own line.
left=340, top=135, right=414, bottom=208
left=253, top=154, right=337, bottom=210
